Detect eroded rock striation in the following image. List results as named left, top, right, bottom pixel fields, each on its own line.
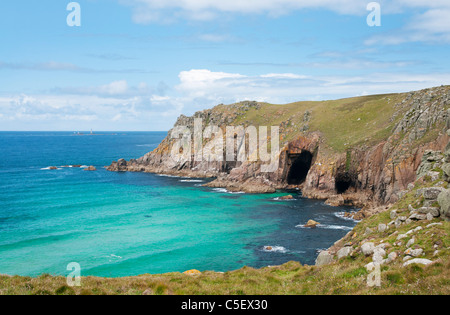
left=108, top=86, right=450, bottom=205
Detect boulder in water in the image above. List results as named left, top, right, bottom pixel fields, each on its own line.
left=304, top=220, right=320, bottom=228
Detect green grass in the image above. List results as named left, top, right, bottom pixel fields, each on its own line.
left=210, top=92, right=411, bottom=153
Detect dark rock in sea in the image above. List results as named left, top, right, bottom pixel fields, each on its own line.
left=84, top=166, right=97, bottom=171
left=49, top=166, right=58, bottom=170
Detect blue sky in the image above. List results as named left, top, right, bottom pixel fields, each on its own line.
left=0, top=0, right=449, bottom=131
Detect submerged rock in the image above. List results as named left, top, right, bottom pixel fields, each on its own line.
left=279, top=195, right=294, bottom=200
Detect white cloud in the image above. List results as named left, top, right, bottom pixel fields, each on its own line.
left=177, top=69, right=245, bottom=98
left=123, top=0, right=450, bottom=21
left=121, top=0, right=450, bottom=44
left=408, top=9, right=450, bottom=34
left=198, top=34, right=236, bottom=43
left=260, top=73, right=308, bottom=79
left=98, top=80, right=129, bottom=96
left=175, top=69, right=450, bottom=106
left=366, top=7, right=450, bottom=45
left=54, top=80, right=153, bottom=98
left=0, top=61, right=150, bottom=74
left=150, top=95, right=171, bottom=102
left=123, top=0, right=370, bottom=23
left=2, top=70, right=449, bottom=130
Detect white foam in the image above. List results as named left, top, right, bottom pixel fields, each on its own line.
left=212, top=188, right=229, bottom=193
left=110, top=254, right=123, bottom=259
left=272, top=197, right=295, bottom=201
left=107, top=254, right=123, bottom=262
left=180, top=179, right=204, bottom=183
left=319, top=224, right=354, bottom=231
left=41, top=167, right=61, bottom=170
left=262, top=246, right=288, bottom=253
left=156, top=174, right=182, bottom=178
left=295, top=223, right=353, bottom=231
left=335, top=212, right=361, bottom=222
left=212, top=188, right=245, bottom=194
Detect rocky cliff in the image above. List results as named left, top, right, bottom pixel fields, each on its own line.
left=107, top=85, right=450, bottom=206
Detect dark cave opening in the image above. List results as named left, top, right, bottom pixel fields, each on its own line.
left=287, top=151, right=313, bottom=185
left=335, top=172, right=355, bottom=194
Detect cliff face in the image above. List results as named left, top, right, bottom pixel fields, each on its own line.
left=107, top=86, right=450, bottom=205
left=304, top=87, right=450, bottom=205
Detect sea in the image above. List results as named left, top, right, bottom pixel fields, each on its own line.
left=0, top=132, right=358, bottom=278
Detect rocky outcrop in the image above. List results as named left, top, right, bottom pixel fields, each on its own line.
left=438, top=190, right=450, bottom=221
left=315, top=251, right=334, bottom=266
left=107, top=86, right=450, bottom=204
left=316, top=155, right=450, bottom=267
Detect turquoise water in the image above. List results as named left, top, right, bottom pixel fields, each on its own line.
left=0, top=132, right=357, bottom=278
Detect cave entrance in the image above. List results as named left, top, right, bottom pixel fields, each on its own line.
left=287, top=151, right=313, bottom=185
left=335, top=172, right=355, bottom=194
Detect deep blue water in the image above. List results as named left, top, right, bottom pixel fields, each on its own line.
left=0, top=132, right=357, bottom=277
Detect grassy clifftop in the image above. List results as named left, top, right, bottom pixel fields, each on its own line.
left=203, top=86, right=448, bottom=153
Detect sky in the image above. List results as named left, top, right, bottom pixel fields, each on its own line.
left=0, top=0, right=449, bottom=131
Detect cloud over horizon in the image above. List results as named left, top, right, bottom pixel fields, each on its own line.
left=2, top=69, right=449, bottom=131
